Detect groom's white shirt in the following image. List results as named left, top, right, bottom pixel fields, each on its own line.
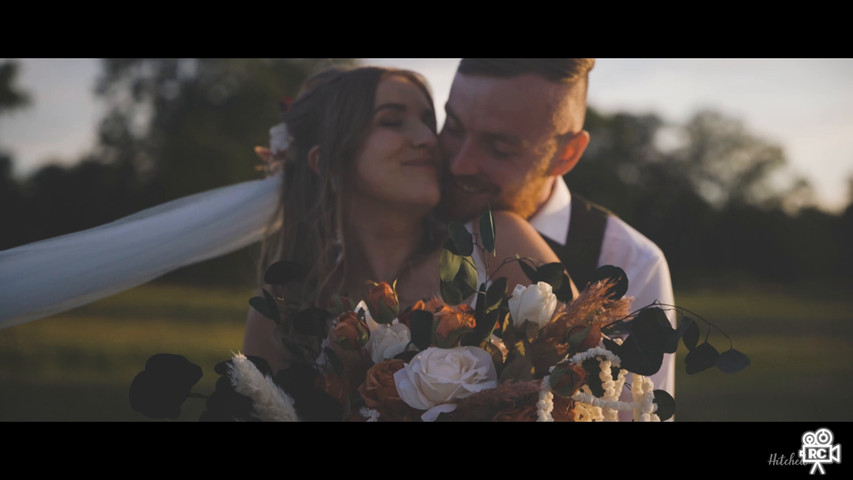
left=529, top=177, right=676, bottom=401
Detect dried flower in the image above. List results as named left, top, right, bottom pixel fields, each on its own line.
left=367, top=281, right=399, bottom=325
left=332, top=311, right=369, bottom=350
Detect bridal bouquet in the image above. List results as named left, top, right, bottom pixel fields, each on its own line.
left=130, top=212, right=749, bottom=422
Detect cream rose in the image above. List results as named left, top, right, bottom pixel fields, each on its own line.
left=366, top=322, right=411, bottom=364
left=508, top=282, right=558, bottom=330
left=393, top=346, right=498, bottom=422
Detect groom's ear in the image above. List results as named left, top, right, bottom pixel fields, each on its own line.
left=308, top=145, right=322, bottom=176
left=549, top=130, right=589, bottom=177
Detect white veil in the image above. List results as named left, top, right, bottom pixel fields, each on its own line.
left=0, top=172, right=282, bottom=329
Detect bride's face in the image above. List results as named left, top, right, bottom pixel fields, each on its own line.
left=349, top=75, right=441, bottom=211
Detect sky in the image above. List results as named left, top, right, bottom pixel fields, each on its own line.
left=2, top=58, right=852, bottom=213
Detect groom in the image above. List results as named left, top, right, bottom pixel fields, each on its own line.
left=438, top=58, right=675, bottom=400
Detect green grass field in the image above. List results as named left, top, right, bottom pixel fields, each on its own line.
left=2, top=282, right=852, bottom=421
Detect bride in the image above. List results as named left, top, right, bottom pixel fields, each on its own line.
left=242, top=65, right=569, bottom=375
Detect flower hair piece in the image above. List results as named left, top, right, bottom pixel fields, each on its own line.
left=255, top=122, right=291, bottom=177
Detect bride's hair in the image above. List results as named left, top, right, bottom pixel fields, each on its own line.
left=258, top=65, right=439, bottom=305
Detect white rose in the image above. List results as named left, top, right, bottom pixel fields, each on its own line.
left=393, top=346, right=498, bottom=422
left=366, top=322, right=411, bottom=364
left=507, top=282, right=558, bottom=330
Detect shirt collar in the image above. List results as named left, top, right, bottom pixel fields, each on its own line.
left=529, top=176, right=571, bottom=243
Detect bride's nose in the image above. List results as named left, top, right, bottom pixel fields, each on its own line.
left=412, top=122, right=438, bottom=150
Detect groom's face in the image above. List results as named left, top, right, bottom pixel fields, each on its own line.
left=438, top=72, right=580, bottom=221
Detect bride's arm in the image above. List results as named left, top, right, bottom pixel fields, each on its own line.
left=243, top=304, right=288, bottom=375
left=481, top=211, right=579, bottom=298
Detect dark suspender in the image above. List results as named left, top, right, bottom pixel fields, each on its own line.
left=540, top=194, right=612, bottom=290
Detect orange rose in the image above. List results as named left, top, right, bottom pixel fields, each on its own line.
left=367, top=281, right=399, bottom=324
left=358, top=359, right=421, bottom=421
left=315, top=371, right=352, bottom=411
left=567, top=322, right=603, bottom=353
left=332, top=311, right=369, bottom=350
left=549, top=362, right=587, bottom=398
left=433, top=304, right=476, bottom=348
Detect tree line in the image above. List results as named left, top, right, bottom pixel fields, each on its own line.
left=2, top=59, right=851, bottom=288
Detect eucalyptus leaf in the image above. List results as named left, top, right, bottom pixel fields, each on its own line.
left=627, top=307, right=673, bottom=354
left=448, top=221, right=474, bottom=256
left=717, top=348, right=751, bottom=373
left=454, top=257, right=478, bottom=299
left=653, top=390, right=676, bottom=421
left=479, top=210, right=496, bottom=253
left=485, top=277, right=507, bottom=314
left=440, top=280, right=463, bottom=306
left=439, top=249, right=463, bottom=283
left=685, top=342, right=720, bottom=375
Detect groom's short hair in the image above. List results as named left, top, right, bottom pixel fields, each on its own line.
left=457, top=58, right=595, bottom=86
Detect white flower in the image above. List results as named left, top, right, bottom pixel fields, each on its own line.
left=269, top=123, right=290, bottom=153
left=507, top=282, right=558, bottom=330
left=393, top=346, right=498, bottom=422
left=366, top=322, right=411, bottom=364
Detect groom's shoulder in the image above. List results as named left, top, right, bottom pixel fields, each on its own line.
left=601, top=215, right=668, bottom=270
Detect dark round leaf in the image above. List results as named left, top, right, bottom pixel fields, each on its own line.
left=554, top=273, right=576, bottom=303
left=592, top=265, right=628, bottom=300
left=664, top=316, right=695, bottom=354
left=264, top=260, right=307, bottom=285
left=653, top=390, right=676, bottom=421
left=627, top=307, right=673, bottom=354
left=519, top=259, right=539, bottom=284
left=409, top=309, right=434, bottom=350
left=682, top=317, right=700, bottom=351
left=536, top=263, right=564, bottom=290
left=249, top=289, right=279, bottom=324
left=129, top=354, right=203, bottom=420
left=616, top=335, right=665, bottom=376
left=292, top=307, right=332, bottom=337
left=685, top=342, right=720, bottom=375
left=717, top=348, right=751, bottom=373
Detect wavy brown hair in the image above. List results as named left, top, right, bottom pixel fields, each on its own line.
left=258, top=66, right=441, bottom=305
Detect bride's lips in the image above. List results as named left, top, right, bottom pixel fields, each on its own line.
left=402, top=154, right=439, bottom=169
